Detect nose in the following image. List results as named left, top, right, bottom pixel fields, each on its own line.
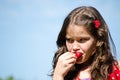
left=72, top=41, right=80, bottom=51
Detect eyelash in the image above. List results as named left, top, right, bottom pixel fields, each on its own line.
left=66, top=38, right=73, bottom=43
left=66, top=38, right=89, bottom=43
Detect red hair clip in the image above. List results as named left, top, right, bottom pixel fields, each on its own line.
left=94, top=20, right=100, bottom=28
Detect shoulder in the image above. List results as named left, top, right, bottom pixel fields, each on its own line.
left=108, top=61, right=120, bottom=80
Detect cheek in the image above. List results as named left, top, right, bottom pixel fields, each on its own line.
left=66, top=42, right=72, bottom=51
left=77, top=43, right=95, bottom=64
left=80, top=43, right=91, bottom=52
left=83, top=42, right=96, bottom=57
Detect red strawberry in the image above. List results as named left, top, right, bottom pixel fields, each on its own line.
left=74, top=52, right=83, bottom=59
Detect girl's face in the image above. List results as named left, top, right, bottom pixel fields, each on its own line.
left=66, top=25, right=96, bottom=64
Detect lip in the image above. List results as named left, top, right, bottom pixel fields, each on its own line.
left=73, top=52, right=83, bottom=59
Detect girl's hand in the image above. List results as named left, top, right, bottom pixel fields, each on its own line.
left=53, top=52, right=77, bottom=80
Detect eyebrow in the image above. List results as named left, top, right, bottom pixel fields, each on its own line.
left=66, top=34, right=91, bottom=38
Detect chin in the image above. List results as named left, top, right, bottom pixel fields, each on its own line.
left=76, top=58, right=87, bottom=64
left=76, top=59, right=84, bottom=64
left=76, top=62, right=83, bottom=64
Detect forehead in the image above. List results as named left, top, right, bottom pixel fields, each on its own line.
left=66, top=25, right=93, bottom=38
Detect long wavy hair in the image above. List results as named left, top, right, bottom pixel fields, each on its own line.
left=51, top=6, right=117, bottom=80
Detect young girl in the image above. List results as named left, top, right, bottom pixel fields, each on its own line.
left=51, top=6, right=120, bottom=80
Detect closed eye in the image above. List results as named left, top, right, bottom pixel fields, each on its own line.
left=66, top=38, right=74, bottom=43
left=78, top=38, right=90, bottom=43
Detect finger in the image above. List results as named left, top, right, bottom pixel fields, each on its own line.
left=63, top=52, right=77, bottom=60
left=58, top=52, right=76, bottom=61
left=64, top=59, right=76, bottom=71
left=64, top=57, right=76, bottom=67
left=67, top=57, right=76, bottom=64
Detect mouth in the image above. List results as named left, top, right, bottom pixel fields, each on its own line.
left=73, top=52, right=83, bottom=59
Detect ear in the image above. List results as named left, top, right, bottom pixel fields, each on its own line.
left=96, top=41, right=103, bottom=47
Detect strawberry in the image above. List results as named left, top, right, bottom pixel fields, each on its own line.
left=74, top=52, right=83, bottom=59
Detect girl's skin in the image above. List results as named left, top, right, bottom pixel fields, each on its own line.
left=53, top=24, right=97, bottom=80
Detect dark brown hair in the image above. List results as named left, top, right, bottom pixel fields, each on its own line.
left=51, top=6, right=117, bottom=80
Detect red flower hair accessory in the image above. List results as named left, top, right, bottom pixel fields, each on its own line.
left=94, top=20, right=101, bottom=28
